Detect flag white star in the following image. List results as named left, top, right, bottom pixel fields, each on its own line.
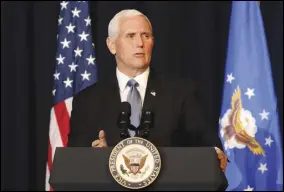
left=226, top=73, right=235, bottom=84
left=74, top=47, right=83, bottom=57
left=58, top=16, right=63, bottom=25
left=265, top=136, right=274, bottom=147
left=56, top=54, right=65, bottom=65
left=259, top=109, right=269, bottom=120
left=72, top=7, right=81, bottom=18
left=52, top=89, right=56, bottom=96
left=81, top=70, right=91, bottom=81
left=61, top=38, right=71, bottom=49
left=86, top=55, right=95, bottom=65
left=60, top=1, right=68, bottom=10
left=258, top=163, right=268, bottom=174
left=244, top=185, right=254, bottom=191
left=63, top=77, right=73, bottom=88
left=85, top=16, right=91, bottom=26
left=66, top=23, right=75, bottom=33
left=60, top=38, right=71, bottom=49
left=245, top=88, right=255, bottom=99
left=78, top=31, right=89, bottom=41
left=53, top=71, right=60, bottom=80
left=68, top=62, right=78, bottom=72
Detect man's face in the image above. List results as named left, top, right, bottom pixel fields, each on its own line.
left=108, top=15, right=154, bottom=71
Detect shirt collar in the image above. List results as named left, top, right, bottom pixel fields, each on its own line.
left=116, top=67, right=150, bottom=92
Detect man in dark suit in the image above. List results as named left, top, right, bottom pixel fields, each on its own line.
left=67, top=9, right=227, bottom=171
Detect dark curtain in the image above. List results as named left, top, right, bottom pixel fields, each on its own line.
left=1, top=1, right=283, bottom=191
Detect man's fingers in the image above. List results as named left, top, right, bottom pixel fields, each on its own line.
left=215, top=148, right=227, bottom=172
left=92, top=140, right=106, bottom=148
left=91, top=130, right=108, bottom=148
left=92, top=140, right=100, bottom=147
left=220, top=156, right=227, bottom=172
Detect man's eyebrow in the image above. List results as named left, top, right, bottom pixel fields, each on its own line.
left=125, top=32, right=136, bottom=35
left=125, top=32, right=152, bottom=35
left=141, top=32, right=152, bottom=35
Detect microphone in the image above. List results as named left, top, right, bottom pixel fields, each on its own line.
left=117, top=102, right=131, bottom=139
left=138, top=109, right=154, bottom=138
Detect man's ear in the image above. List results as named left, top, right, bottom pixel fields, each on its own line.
left=106, top=37, right=116, bottom=55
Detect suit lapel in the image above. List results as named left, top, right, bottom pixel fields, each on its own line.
left=142, top=68, right=163, bottom=142
left=142, top=68, right=159, bottom=113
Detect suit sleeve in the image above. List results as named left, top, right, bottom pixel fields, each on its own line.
left=181, top=80, right=224, bottom=151
left=67, top=88, right=97, bottom=147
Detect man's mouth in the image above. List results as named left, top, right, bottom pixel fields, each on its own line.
left=134, top=53, right=145, bottom=57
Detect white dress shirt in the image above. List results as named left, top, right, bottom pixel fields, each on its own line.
left=116, top=67, right=150, bottom=106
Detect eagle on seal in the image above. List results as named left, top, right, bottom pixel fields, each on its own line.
left=123, top=154, right=148, bottom=175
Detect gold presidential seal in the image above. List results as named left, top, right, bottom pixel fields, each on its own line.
left=109, top=137, right=161, bottom=190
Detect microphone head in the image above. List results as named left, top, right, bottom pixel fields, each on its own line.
left=138, top=109, right=153, bottom=138
left=117, top=102, right=132, bottom=139
left=141, top=109, right=153, bottom=124
left=120, top=101, right=131, bottom=116
left=117, top=102, right=131, bottom=134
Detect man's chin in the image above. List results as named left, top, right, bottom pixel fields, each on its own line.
left=130, top=62, right=150, bottom=70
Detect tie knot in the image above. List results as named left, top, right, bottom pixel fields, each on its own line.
left=127, top=79, right=138, bottom=87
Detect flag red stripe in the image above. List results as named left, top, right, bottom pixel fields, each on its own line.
left=48, top=139, right=54, bottom=191
left=54, top=101, right=70, bottom=147
left=48, top=139, right=53, bottom=171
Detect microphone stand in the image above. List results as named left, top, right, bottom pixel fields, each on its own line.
left=137, top=110, right=153, bottom=138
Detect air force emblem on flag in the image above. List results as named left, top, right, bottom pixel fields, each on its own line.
left=220, top=87, right=265, bottom=156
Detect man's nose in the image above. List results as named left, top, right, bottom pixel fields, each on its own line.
left=135, top=36, right=144, bottom=47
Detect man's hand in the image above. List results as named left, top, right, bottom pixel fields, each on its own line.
left=215, top=147, right=228, bottom=172
left=92, top=130, right=108, bottom=148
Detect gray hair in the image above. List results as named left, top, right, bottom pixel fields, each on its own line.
left=108, top=9, right=152, bottom=39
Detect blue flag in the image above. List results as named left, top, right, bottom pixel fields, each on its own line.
left=219, top=1, right=283, bottom=191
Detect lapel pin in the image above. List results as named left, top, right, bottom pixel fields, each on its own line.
left=150, top=91, right=156, bottom=96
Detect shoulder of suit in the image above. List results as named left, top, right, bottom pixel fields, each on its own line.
left=155, top=74, right=196, bottom=90
left=73, top=81, right=102, bottom=100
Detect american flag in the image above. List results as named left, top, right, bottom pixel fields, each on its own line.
left=45, top=1, right=98, bottom=191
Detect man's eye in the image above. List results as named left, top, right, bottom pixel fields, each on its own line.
left=143, top=34, right=151, bottom=39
